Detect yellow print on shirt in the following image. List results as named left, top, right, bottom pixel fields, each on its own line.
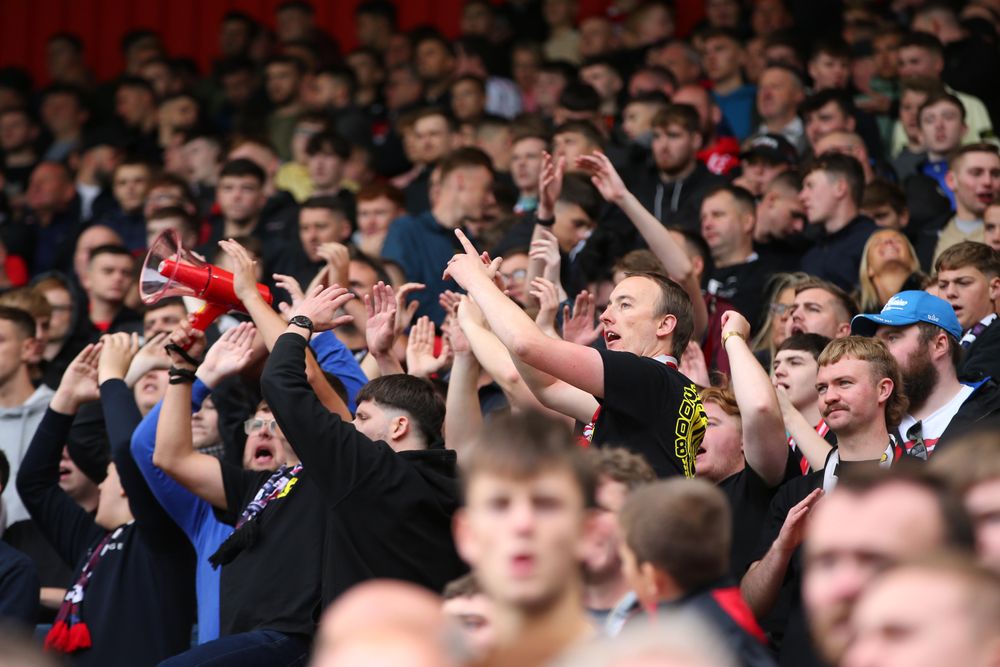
left=277, top=476, right=299, bottom=499
left=675, top=383, right=707, bottom=478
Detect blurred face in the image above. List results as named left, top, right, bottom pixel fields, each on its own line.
left=583, top=476, right=628, bottom=579
left=217, top=175, right=265, bottom=225
left=443, top=593, right=495, bottom=660
left=631, top=4, right=674, bottom=46
left=242, top=406, right=293, bottom=471
left=808, top=54, right=850, bottom=90
left=937, top=266, right=1000, bottom=330
left=352, top=399, right=409, bottom=445
left=182, top=138, right=221, bottom=184
left=113, top=164, right=151, bottom=213
left=872, top=33, right=900, bottom=80
left=348, top=260, right=379, bottom=299
left=897, top=46, right=941, bottom=79
left=799, top=169, right=841, bottom=225
left=804, top=486, right=946, bottom=664
left=600, top=276, right=667, bottom=355
left=385, top=68, right=423, bottom=111
left=702, top=36, right=743, bottom=83
left=845, top=572, right=997, bottom=667
left=756, top=68, right=803, bottom=122
left=862, top=202, right=906, bottom=229
left=805, top=102, right=853, bottom=150
left=696, top=401, right=744, bottom=482
left=552, top=131, right=595, bottom=164
left=191, top=396, right=221, bottom=451
left=628, top=71, right=672, bottom=98
left=42, top=286, right=73, bottom=344
left=653, top=43, right=701, bottom=87
left=451, top=80, right=486, bottom=121
left=265, top=62, right=301, bottom=106
left=551, top=201, right=594, bottom=253
left=985, top=205, right=1000, bottom=252
left=159, top=95, right=198, bottom=130
left=700, top=191, right=751, bottom=262
left=222, top=69, right=256, bottom=107
left=58, top=446, right=96, bottom=502
left=757, top=184, right=805, bottom=238
left=788, top=288, right=849, bottom=339
left=543, top=0, right=576, bottom=26
left=512, top=48, right=540, bottom=92
left=307, top=150, right=345, bottom=191
left=41, top=92, right=86, bottom=136
left=456, top=468, right=588, bottom=610
left=499, top=253, right=529, bottom=305
left=622, top=102, right=661, bottom=142
left=414, top=115, right=453, bottom=164
left=74, top=226, right=123, bottom=280
left=772, top=349, right=820, bottom=411
left=299, top=208, right=347, bottom=262
left=815, top=357, right=890, bottom=435
left=0, top=320, right=30, bottom=385
left=86, top=253, right=133, bottom=303
left=357, top=195, right=401, bottom=238
left=143, top=184, right=187, bottom=219
left=769, top=287, right=796, bottom=346
left=451, top=166, right=496, bottom=223
left=146, top=215, right=197, bottom=250
left=134, top=369, right=168, bottom=416
left=965, top=479, right=1000, bottom=572
left=899, top=90, right=928, bottom=144
left=920, top=101, right=965, bottom=157
left=416, top=40, right=454, bottom=82
left=651, top=123, right=699, bottom=175
left=26, top=163, right=75, bottom=213
left=580, top=64, right=622, bottom=102
left=949, top=152, right=1000, bottom=219
left=741, top=156, right=790, bottom=196
left=579, top=17, right=615, bottom=58
left=534, top=71, right=568, bottom=112
left=115, top=86, right=154, bottom=126
left=510, top=138, right=545, bottom=192
left=143, top=303, right=186, bottom=338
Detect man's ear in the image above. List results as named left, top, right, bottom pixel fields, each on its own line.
left=19, top=336, right=35, bottom=362
left=877, top=377, right=894, bottom=405
left=390, top=414, right=410, bottom=442
left=988, top=275, right=1000, bottom=302
left=945, top=170, right=957, bottom=193
left=656, top=313, right=678, bottom=340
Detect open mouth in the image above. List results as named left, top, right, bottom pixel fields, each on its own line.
left=790, top=324, right=804, bottom=335
left=59, top=466, right=71, bottom=479
left=253, top=445, right=275, bottom=466
left=605, top=331, right=621, bottom=344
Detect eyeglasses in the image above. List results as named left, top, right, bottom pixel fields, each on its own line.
left=770, top=303, right=794, bottom=317
left=501, top=269, right=528, bottom=282
left=244, top=418, right=278, bottom=435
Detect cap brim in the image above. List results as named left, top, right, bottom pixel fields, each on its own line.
left=850, top=312, right=918, bottom=336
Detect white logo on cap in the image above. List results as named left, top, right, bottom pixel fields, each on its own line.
left=884, top=296, right=908, bottom=311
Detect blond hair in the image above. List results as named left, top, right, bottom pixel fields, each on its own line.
left=818, top=336, right=908, bottom=427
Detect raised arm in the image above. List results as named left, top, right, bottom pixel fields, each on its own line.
left=445, top=229, right=608, bottom=403
left=16, top=345, right=104, bottom=568
left=442, top=305, right=483, bottom=455
left=153, top=323, right=254, bottom=509
left=775, top=387, right=833, bottom=471
left=721, top=312, right=789, bottom=487
left=456, top=295, right=594, bottom=423
left=577, top=151, right=708, bottom=339
left=97, top=332, right=188, bottom=549
left=364, top=281, right=406, bottom=377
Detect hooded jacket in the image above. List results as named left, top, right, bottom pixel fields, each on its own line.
left=261, top=333, right=467, bottom=606
left=0, top=384, right=55, bottom=529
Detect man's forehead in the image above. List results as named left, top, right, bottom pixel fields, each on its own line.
left=775, top=349, right=815, bottom=362
left=611, top=276, right=656, bottom=300
left=796, top=288, right=834, bottom=304
left=817, top=356, right=868, bottom=378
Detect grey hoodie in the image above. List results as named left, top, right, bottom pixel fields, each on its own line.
left=0, top=385, right=55, bottom=528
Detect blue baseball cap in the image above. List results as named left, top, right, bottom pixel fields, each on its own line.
left=851, top=291, right=962, bottom=340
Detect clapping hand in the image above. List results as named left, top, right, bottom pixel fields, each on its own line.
left=530, top=277, right=561, bottom=338
left=290, top=284, right=355, bottom=332
left=575, top=151, right=628, bottom=206
left=538, top=151, right=566, bottom=220
left=52, top=343, right=103, bottom=413
left=198, top=322, right=257, bottom=388
left=561, top=290, right=603, bottom=346
left=97, top=332, right=141, bottom=384
left=365, top=281, right=398, bottom=357
left=406, top=316, right=452, bottom=378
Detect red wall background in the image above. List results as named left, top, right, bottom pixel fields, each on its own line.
left=0, top=0, right=705, bottom=87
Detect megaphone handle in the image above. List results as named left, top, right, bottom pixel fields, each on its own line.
left=190, top=303, right=229, bottom=332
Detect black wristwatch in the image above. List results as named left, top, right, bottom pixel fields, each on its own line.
left=288, top=315, right=314, bottom=333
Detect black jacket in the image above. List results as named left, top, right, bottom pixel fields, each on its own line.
left=935, top=378, right=1000, bottom=451
left=261, top=333, right=467, bottom=605
left=800, top=215, right=877, bottom=292
left=959, top=319, right=1000, bottom=383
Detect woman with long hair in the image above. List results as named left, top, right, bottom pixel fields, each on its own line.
left=857, top=229, right=926, bottom=313
left=750, top=272, right=814, bottom=367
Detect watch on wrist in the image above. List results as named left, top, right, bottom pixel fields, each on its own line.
left=289, top=315, right=314, bottom=333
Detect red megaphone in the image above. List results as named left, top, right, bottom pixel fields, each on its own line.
left=140, top=230, right=273, bottom=330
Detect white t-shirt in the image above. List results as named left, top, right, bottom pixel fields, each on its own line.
left=897, top=384, right=975, bottom=456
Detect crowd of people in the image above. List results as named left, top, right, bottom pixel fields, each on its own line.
left=1, top=0, right=1000, bottom=665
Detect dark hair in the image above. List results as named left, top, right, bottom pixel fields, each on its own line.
left=916, top=320, right=963, bottom=370
left=116, top=75, right=155, bottom=97
left=810, top=36, right=851, bottom=62
left=552, top=119, right=605, bottom=149
left=0, top=449, right=8, bottom=492
left=862, top=178, right=906, bottom=213
left=668, top=226, right=711, bottom=265
left=40, top=84, right=88, bottom=111
left=918, top=91, right=966, bottom=123
left=277, top=0, right=314, bottom=15
left=48, top=32, right=84, bottom=53
left=949, top=142, right=999, bottom=171
left=803, top=152, right=865, bottom=206
left=452, top=74, right=487, bottom=96
left=301, top=195, right=349, bottom=219
left=437, top=147, right=494, bottom=181
left=349, top=248, right=393, bottom=285
left=265, top=54, right=306, bottom=76
left=88, top=244, right=133, bottom=263
left=898, top=31, right=945, bottom=57
left=777, top=333, right=831, bottom=361
left=306, top=131, right=350, bottom=159
left=219, top=158, right=266, bottom=184
left=625, top=91, right=671, bottom=108
left=935, top=241, right=1000, bottom=279
left=462, top=411, right=597, bottom=508
left=652, top=103, right=701, bottom=134
left=558, top=82, right=601, bottom=113
left=624, top=272, right=695, bottom=358
left=799, top=88, right=856, bottom=120
left=147, top=206, right=198, bottom=236
left=0, top=306, right=38, bottom=340
left=413, top=30, right=456, bottom=57
left=144, top=296, right=186, bottom=316
left=120, top=29, right=159, bottom=56
left=356, top=375, right=445, bottom=446
left=699, top=26, right=743, bottom=45
left=355, top=0, right=397, bottom=25
left=538, top=59, right=578, bottom=82
left=557, top=173, right=603, bottom=222
left=620, top=479, right=731, bottom=592
left=587, top=447, right=656, bottom=490
left=148, top=172, right=196, bottom=207
left=316, top=66, right=357, bottom=96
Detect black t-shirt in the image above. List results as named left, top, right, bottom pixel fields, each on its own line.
left=706, top=257, right=774, bottom=331
left=719, top=451, right=799, bottom=579
left=594, top=349, right=706, bottom=478
left=219, top=462, right=325, bottom=638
